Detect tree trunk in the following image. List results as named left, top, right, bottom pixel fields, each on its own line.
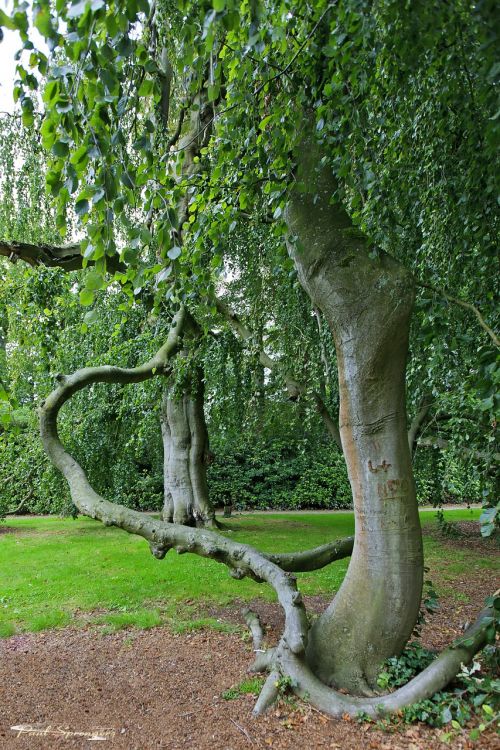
left=285, top=136, right=423, bottom=694
left=161, top=368, right=216, bottom=527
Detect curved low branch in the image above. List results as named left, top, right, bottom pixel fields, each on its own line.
left=262, top=536, right=353, bottom=572
left=275, top=591, right=498, bottom=718
left=39, top=308, right=310, bottom=667
left=38, top=306, right=495, bottom=719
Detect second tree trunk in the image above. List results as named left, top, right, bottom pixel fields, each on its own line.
left=161, top=369, right=215, bottom=527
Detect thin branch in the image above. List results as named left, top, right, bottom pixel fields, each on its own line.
left=408, top=396, right=432, bottom=454
left=262, top=536, right=354, bottom=572
left=418, top=282, right=499, bottom=348
left=229, top=719, right=254, bottom=746
left=168, top=3, right=336, bottom=156
left=223, top=42, right=289, bottom=77
left=215, top=299, right=342, bottom=448
left=253, top=3, right=335, bottom=96
left=166, top=103, right=187, bottom=150
left=417, top=435, right=500, bottom=464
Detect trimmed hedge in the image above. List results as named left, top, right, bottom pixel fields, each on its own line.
left=0, top=426, right=490, bottom=518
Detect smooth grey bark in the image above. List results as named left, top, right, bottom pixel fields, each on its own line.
left=161, top=367, right=216, bottom=527
left=285, top=135, right=423, bottom=694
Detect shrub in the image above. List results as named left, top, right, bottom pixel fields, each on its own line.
left=290, top=446, right=351, bottom=509
left=208, top=438, right=352, bottom=511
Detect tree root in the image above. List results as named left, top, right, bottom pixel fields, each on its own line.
left=242, top=609, right=265, bottom=651
left=252, top=670, right=280, bottom=716
left=249, top=648, right=276, bottom=674
left=38, top=312, right=498, bottom=720
left=251, top=594, right=498, bottom=717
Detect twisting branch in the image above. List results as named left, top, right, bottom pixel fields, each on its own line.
left=418, top=282, right=499, bottom=349
left=215, top=299, right=342, bottom=448
left=275, top=592, right=498, bottom=718
left=262, top=536, right=353, bottom=572
left=38, top=304, right=498, bottom=719
left=38, top=307, right=309, bottom=666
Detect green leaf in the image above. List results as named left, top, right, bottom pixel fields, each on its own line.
left=167, top=246, right=182, bottom=260
left=0, top=9, right=17, bottom=30
left=75, top=199, right=89, bottom=217
left=85, top=272, right=103, bottom=291
left=52, top=141, right=69, bottom=158
left=79, top=288, right=94, bottom=306
left=34, top=6, right=53, bottom=38
left=138, top=78, right=154, bottom=97
left=83, top=310, right=99, bottom=325
left=43, top=80, right=60, bottom=104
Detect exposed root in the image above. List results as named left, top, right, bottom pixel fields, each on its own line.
left=242, top=609, right=265, bottom=651
left=278, top=593, right=499, bottom=718
left=252, top=670, right=280, bottom=717
left=249, top=648, right=276, bottom=674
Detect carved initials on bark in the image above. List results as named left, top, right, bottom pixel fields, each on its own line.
left=377, top=478, right=410, bottom=499
left=368, top=459, right=392, bottom=473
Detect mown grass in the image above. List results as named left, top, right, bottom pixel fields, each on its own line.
left=0, top=508, right=495, bottom=638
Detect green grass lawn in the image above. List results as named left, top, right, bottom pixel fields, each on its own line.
left=0, top=508, right=496, bottom=638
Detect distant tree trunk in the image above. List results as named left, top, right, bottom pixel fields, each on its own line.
left=285, top=133, right=423, bottom=695
left=161, top=367, right=216, bottom=527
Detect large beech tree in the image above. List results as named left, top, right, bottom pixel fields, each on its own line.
left=1, top=0, right=498, bottom=717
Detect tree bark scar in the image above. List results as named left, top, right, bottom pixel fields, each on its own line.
left=377, top=478, right=410, bottom=499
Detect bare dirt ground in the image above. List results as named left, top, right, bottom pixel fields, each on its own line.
left=0, top=525, right=498, bottom=750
